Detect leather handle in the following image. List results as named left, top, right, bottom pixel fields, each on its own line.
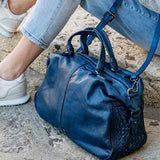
left=67, top=27, right=118, bottom=72
left=80, top=28, right=118, bottom=72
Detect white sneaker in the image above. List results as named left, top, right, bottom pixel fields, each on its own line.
left=0, top=1, right=26, bottom=38
left=0, top=74, right=30, bottom=106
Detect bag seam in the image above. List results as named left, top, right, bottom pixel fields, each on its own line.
left=59, top=62, right=89, bottom=132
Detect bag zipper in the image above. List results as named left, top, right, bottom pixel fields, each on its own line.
left=79, top=53, right=132, bottom=91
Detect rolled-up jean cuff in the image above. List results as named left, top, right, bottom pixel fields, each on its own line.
left=20, top=26, right=48, bottom=49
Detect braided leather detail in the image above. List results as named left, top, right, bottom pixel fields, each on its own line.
left=127, top=111, right=147, bottom=155
left=109, top=100, right=147, bottom=160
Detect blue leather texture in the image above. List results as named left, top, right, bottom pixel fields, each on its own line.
left=35, top=28, right=147, bottom=160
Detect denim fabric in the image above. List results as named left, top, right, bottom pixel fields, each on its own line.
left=20, top=0, right=160, bottom=55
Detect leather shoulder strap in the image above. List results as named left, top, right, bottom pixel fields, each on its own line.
left=86, top=0, right=123, bottom=46
left=131, top=16, right=160, bottom=79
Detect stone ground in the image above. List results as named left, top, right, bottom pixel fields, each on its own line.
left=0, top=7, right=160, bottom=160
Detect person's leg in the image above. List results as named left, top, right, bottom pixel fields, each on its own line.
left=8, top=0, right=36, bottom=15
left=81, top=0, right=160, bottom=55
left=0, top=0, right=36, bottom=38
left=0, top=36, right=43, bottom=80
left=0, top=0, right=81, bottom=81
left=0, top=0, right=80, bottom=106
left=109, top=0, right=160, bottom=55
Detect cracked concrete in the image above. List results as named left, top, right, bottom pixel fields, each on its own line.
left=0, top=6, right=160, bottom=160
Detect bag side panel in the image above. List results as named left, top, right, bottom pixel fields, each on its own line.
left=35, top=52, right=89, bottom=129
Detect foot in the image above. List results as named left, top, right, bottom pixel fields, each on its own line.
left=0, top=74, right=30, bottom=106
left=0, top=0, right=26, bottom=38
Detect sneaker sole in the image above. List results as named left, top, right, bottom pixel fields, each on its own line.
left=0, top=93, right=30, bottom=106
left=0, top=25, right=14, bottom=38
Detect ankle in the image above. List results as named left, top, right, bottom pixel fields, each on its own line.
left=0, top=70, right=20, bottom=81
left=8, top=0, right=25, bottom=15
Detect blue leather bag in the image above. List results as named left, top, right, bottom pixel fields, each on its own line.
left=34, top=1, right=160, bottom=159
left=35, top=28, right=147, bottom=160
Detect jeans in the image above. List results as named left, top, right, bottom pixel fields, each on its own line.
left=21, top=0, right=160, bottom=55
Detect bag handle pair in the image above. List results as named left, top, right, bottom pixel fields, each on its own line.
left=67, top=27, right=118, bottom=73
